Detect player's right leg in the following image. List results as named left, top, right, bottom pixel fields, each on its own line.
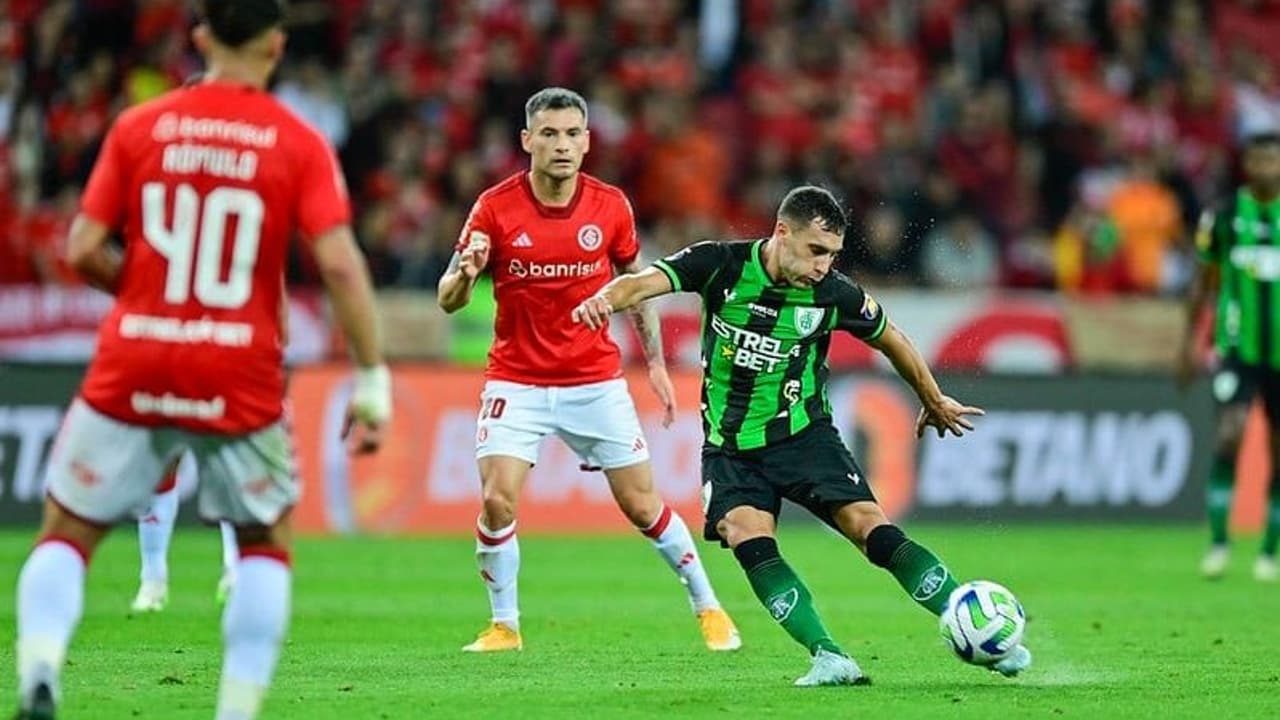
left=1203, top=364, right=1253, bottom=578
left=715, top=507, right=863, bottom=686
left=15, top=399, right=172, bottom=719
left=464, top=381, right=548, bottom=652
left=16, top=499, right=111, bottom=720
left=703, top=447, right=861, bottom=685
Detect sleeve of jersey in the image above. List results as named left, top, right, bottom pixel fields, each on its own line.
left=80, top=124, right=128, bottom=227
left=652, top=241, right=724, bottom=294
left=455, top=198, right=495, bottom=253
left=296, top=132, right=352, bottom=242
left=609, top=193, right=640, bottom=267
left=835, top=280, right=888, bottom=341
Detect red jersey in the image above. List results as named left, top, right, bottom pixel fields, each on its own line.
left=78, top=81, right=350, bottom=433
left=458, top=172, right=639, bottom=385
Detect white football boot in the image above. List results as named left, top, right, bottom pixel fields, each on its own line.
left=990, top=645, right=1032, bottom=677
left=1200, top=545, right=1230, bottom=579
left=1254, top=555, right=1278, bottom=583
left=794, top=649, right=867, bottom=687
left=130, top=580, right=169, bottom=613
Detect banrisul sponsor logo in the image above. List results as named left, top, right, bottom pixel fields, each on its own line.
left=913, top=565, right=949, bottom=601
left=767, top=588, right=799, bottom=621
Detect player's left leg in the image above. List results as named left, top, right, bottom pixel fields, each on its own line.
left=218, top=521, right=241, bottom=604
left=132, top=455, right=190, bottom=612
left=603, top=461, right=741, bottom=650
left=559, top=378, right=739, bottom=651
left=831, top=501, right=1031, bottom=676
left=1203, top=361, right=1255, bottom=578
left=780, top=422, right=1030, bottom=676
left=194, top=420, right=300, bottom=720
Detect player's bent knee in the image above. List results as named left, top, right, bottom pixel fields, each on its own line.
left=718, top=507, right=775, bottom=548
left=480, top=490, right=517, bottom=527
left=615, top=490, right=661, bottom=527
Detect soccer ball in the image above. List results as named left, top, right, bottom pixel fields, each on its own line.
left=939, top=580, right=1026, bottom=665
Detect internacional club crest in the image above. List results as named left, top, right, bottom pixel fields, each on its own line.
left=577, top=224, right=603, bottom=251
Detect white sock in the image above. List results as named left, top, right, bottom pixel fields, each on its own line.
left=220, top=522, right=240, bottom=577
left=138, top=488, right=180, bottom=584
left=216, top=555, right=290, bottom=720
left=16, top=540, right=86, bottom=702
left=641, top=506, right=721, bottom=612
left=475, top=518, right=520, bottom=629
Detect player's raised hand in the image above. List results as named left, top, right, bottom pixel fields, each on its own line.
left=459, top=231, right=490, bottom=279
left=343, top=365, right=392, bottom=454
left=571, top=294, right=614, bottom=329
left=915, top=395, right=984, bottom=439
left=647, top=364, right=678, bottom=428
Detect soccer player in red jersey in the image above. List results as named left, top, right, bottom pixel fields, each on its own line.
left=12, top=3, right=390, bottom=719
left=438, top=87, right=740, bottom=653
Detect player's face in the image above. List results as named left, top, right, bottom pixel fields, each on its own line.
left=1245, top=144, right=1280, bottom=190
left=521, top=108, right=590, bottom=181
left=778, top=219, right=843, bottom=288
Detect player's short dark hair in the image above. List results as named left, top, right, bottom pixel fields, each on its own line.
left=201, top=0, right=286, bottom=48
left=1244, top=132, right=1280, bottom=152
left=525, top=87, right=589, bottom=129
left=778, top=186, right=847, bottom=236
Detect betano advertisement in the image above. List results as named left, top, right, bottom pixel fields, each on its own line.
left=0, top=364, right=1270, bottom=532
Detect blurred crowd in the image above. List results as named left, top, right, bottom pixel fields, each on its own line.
left=2, top=0, right=1280, bottom=296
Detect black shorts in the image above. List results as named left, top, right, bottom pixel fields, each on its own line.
left=1213, top=357, right=1280, bottom=425
left=701, top=422, right=877, bottom=544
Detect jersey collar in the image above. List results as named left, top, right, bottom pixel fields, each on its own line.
left=752, top=238, right=789, bottom=287
left=521, top=172, right=585, bottom=219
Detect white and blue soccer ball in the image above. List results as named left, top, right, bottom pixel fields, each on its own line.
left=939, top=580, right=1026, bottom=665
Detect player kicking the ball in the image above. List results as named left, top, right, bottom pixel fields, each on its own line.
left=12, top=2, right=390, bottom=718
left=438, top=87, right=739, bottom=653
left=572, top=185, right=1031, bottom=685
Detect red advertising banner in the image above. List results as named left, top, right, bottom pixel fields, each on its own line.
left=284, top=366, right=1270, bottom=534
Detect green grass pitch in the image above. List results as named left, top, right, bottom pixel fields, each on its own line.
left=2, top=525, right=1278, bottom=719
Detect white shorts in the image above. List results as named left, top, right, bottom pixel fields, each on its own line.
left=45, top=399, right=299, bottom=526
left=475, top=378, right=650, bottom=470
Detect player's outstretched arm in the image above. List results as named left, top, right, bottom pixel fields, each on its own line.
left=312, top=224, right=390, bottom=454
left=571, top=266, right=674, bottom=330
left=65, top=214, right=123, bottom=294
left=437, top=231, right=489, bottom=313
left=867, top=320, right=984, bottom=439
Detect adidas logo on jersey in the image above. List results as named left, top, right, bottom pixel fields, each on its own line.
left=512, top=232, right=533, bottom=248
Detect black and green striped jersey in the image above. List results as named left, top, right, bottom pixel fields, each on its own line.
left=1196, top=188, right=1280, bottom=370
left=653, top=239, right=887, bottom=451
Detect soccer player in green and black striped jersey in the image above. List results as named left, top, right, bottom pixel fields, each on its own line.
left=572, top=186, right=1032, bottom=686
left=1179, top=132, right=1280, bottom=583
